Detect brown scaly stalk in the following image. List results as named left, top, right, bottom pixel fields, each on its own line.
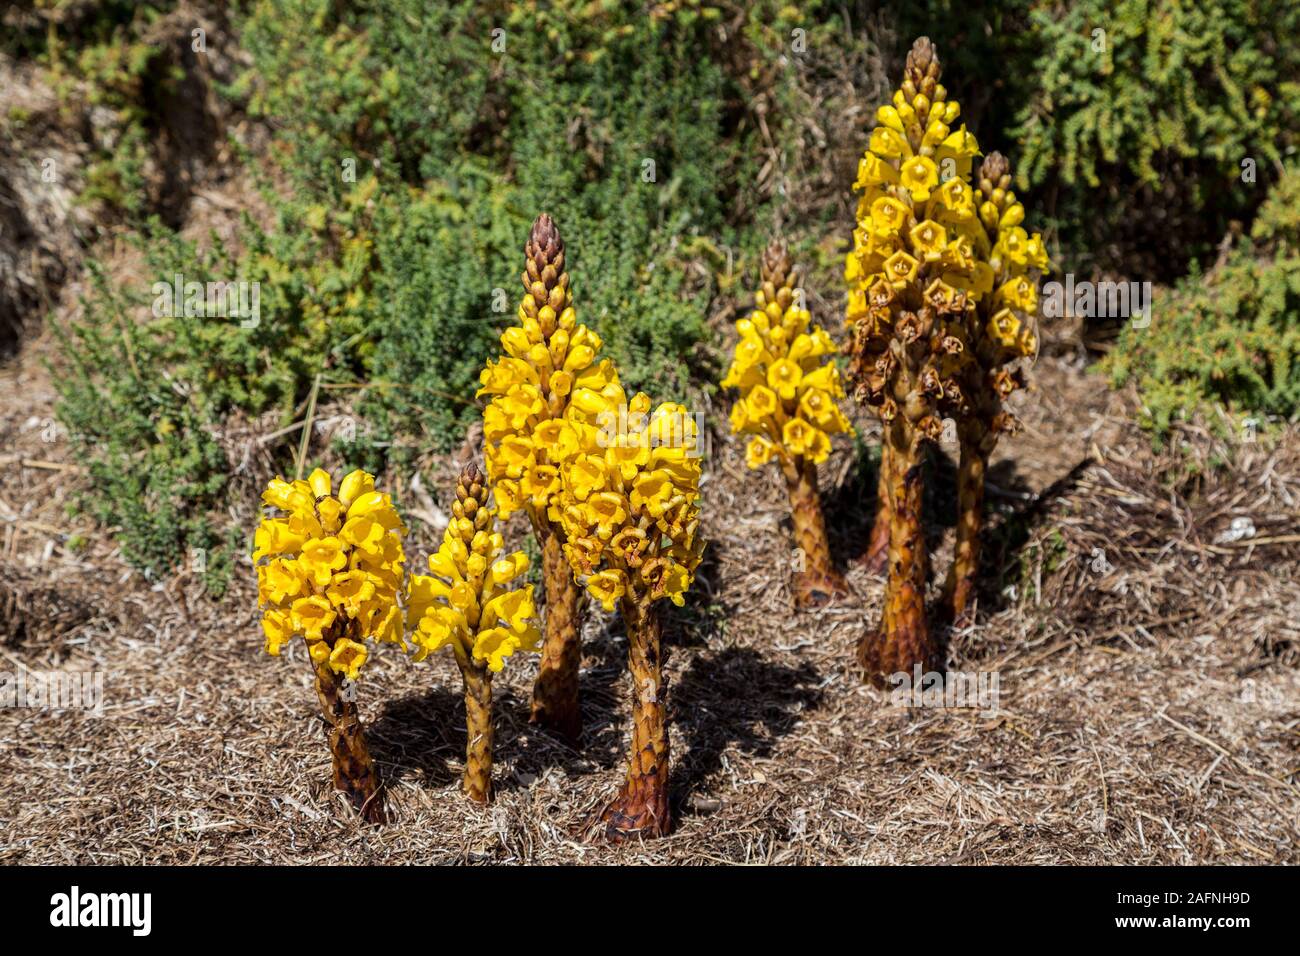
left=945, top=151, right=1039, bottom=625
left=856, top=402, right=943, bottom=684
left=460, top=655, right=494, bottom=804
left=860, top=442, right=893, bottom=574
left=759, top=241, right=849, bottom=605
left=533, top=520, right=581, bottom=740
left=781, top=458, right=845, bottom=603
left=845, top=37, right=973, bottom=683
left=520, top=215, right=585, bottom=743
left=311, top=619, right=386, bottom=824
left=603, top=595, right=670, bottom=840
left=948, top=412, right=997, bottom=625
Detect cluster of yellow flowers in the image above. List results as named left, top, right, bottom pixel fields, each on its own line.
left=973, top=151, right=1050, bottom=365
left=844, top=41, right=1049, bottom=364
left=406, top=467, right=542, bottom=672
left=844, top=77, right=986, bottom=328
left=254, top=469, right=406, bottom=680
left=478, top=216, right=621, bottom=524
left=551, top=388, right=704, bottom=613
left=723, top=249, right=852, bottom=471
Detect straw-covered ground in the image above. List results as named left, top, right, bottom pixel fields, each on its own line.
left=2, top=303, right=1298, bottom=863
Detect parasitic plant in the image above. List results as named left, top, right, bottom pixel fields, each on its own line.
left=724, top=238, right=853, bottom=605
left=860, top=442, right=894, bottom=575
left=946, top=151, right=1048, bottom=623
left=843, top=36, right=986, bottom=683
left=478, top=213, right=620, bottom=742
left=553, top=386, right=704, bottom=840
left=254, top=468, right=406, bottom=824
left=406, top=463, right=542, bottom=803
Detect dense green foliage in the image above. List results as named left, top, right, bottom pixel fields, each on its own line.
left=53, top=249, right=233, bottom=592
left=233, top=0, right=776, bottom=447
left=1014, top=1, right=1297, bottom=190
left=1102, top=166, right=1300, bottom=440
left=39, top=0, right=1300, bottom=582
left=47, top=0, right=821, bottom=583
left=899, top=0, right=1300, bottom=275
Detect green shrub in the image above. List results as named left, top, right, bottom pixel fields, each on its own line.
left=361, top=175, right=521, bottom=455
left=1102, top=165, right=1300, bottom=441
left=49, top=214, right=372, bottom=590
left=50, top=0, right=842, bottom=580
left=1015, top=0, right=1300, bottom=274
left=233, top=0, right=750, bottom=421
left=52, top=255, right=231, bottom=587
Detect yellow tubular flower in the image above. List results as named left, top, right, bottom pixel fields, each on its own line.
left=479, top=214, right=601, bottom=743
left=254, top=467, right=406, bottom=674
left=253, top=466, right=405, bottom=824
left=722, top=239, right=850, bottom=608
left=406, top=463, right=541, bottom=804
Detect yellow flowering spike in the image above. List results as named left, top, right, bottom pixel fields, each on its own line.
left=555, top=375, right=705, bottom=840
left=407, top=465, right=541, bottom=671
left=480, top=216, right=618, bottom=523
left=406, top=463, right=541, bottom=804
left=252, top=466, right=404, bottom=824
left=479, top=214, right=601, bottom=743
left=723, top=239, right=851, bottom=608
left=254, top=468, right=406, bottom=671
left=845, top=36, right=989, bottom=683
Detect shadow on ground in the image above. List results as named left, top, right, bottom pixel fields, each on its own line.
left=971, top=456, right=1095, bottom=620
left=823, top=438, right=883, bottom=570
left=369, top=686, right=464, bottom=789
left=671, top=646, right=824, bottom=812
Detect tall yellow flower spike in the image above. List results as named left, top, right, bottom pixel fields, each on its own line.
left=844, top=36, right=983, bottom=684
left=406, top=463, right=541, bottom=804
left=254, top=466, right=406, bottom=824
left=946, top=150, right=1050, bottom=623
left=723, top=239, right=852, bottom=606
left=555, top=390, right=704, bottom=841
left=478, top=214, right=613, bottom=742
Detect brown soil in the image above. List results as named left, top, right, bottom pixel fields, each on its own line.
left=2, top=312, right=1297, bottom=862
left=0, top=8, right=1295, bottom=864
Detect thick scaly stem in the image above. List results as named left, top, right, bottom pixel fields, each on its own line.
left=311, top=635, right=385, bottom=824
left=604, top=597, right=670, bottom=841
left=783, top=459, right=848, bottom=606
left=460, top=660, right=494, bottom=804
left=519, top=215, right=586, bottom=738
left=861, top=441, right=893, bottom=574
left=947, top=434, right=987, bottom=626
left=530, top=518, right=582, bottom=741
left=942, top=149, right=1036, bottom=624
left=857, top=428, right=935, bottom=685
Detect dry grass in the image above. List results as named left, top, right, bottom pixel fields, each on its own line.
left=2, top=326, right=1297, bottom=863
left=3, top=1, right=1295, bottom=866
